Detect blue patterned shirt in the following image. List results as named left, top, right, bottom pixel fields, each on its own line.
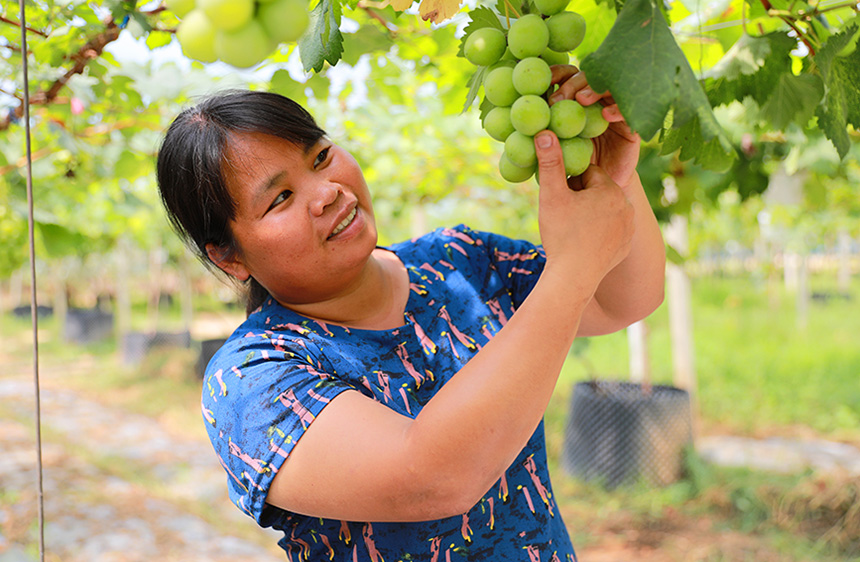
left=202, top=225, right=577, bottom=562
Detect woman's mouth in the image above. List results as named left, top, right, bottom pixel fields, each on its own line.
left=329, top=208, right=357, bottom=238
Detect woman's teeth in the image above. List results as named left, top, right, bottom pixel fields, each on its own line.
left=331, top=208, right=357, bottom=237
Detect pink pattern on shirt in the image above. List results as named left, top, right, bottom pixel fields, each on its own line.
left=487, top=298, right=509, bottom=326
left=524, top=454, right=554, bottom=515
left=419, top=262, right=446, bottom=281
left=363, top=523, right=383, bottom=562
left=228, top=439, right=267, bottom=474
left=441, top=228, right=476, bottom=245
left=395, top=343, right=426, bottom=387
left=438, top=306, right=476, bottom=349
left=406, top=312, right=437, bottom=355
left=376, top=370, right=393, bottom=403
left=448, top=241, right=468, bottom=256
left=277, top=388, right=315, bottom=429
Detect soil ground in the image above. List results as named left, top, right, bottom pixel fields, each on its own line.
left=1, top=356, right=855, bottom=561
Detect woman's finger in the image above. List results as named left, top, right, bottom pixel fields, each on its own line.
left=533, top=131, right=568, bottom=193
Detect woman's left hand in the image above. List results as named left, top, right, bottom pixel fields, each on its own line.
left=547, top=65, right=640, bottom=189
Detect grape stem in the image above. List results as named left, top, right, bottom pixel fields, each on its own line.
left=0, top=14, right=49, bottom=37
left=759, top=0, right=816, bottom=54
left=502, top=0, right=522, bottom=22
left=360, top=3, right=397, bottom=35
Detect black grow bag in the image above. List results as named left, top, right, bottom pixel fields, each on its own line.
left=66, top=308, right=114, bottom=344
left=196, top=337, right=228, bottom=378
left=121, top=330, right=192, bottom=365
left=562, top=380, right=693, bottom=489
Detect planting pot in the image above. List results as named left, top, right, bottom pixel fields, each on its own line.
left=562, top=380, right=693, bottom=489
left=121, top=330, right=192, bottom=365
left=66, top=308, right=114, bottom=344
left=197, top=338, right=228, bottom=378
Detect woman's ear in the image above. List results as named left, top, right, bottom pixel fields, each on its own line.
left=205, top=243, right=250, bottom=281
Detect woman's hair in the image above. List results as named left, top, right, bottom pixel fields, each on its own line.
left=156, top=90, right=327, bottom=314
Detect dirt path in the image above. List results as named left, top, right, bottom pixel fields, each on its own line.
left=2, top=364, right=855, bottom=562
left=0, top=376, right=282, bottom=562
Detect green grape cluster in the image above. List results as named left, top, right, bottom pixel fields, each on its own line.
left=462, top=6, right=609, bottom=183
left=169, top=0, right=309, bottom=68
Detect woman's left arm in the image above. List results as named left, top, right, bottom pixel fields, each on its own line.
left=548, top=65, right=666, bottom=335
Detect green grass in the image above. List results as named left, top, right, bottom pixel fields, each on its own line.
left=556, top=273, right=860, bottom=441
left=4, top=272, right=860, bottom=559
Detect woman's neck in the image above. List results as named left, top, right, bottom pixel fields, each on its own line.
left=278, top=248, right=410, bottom=331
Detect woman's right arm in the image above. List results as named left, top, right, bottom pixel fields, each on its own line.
left=266, top=131, right=634, bottom=523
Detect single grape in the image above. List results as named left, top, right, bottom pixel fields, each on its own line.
left=546, top=11, right=586, bottom=52
left=504, top=131, right=537, bottom=168
left=507, top=14, right=549, bottom=59
left=176, top=10, right=218, bottom=63
left=580, top=104, right=609, bottom=138
left=258, top=0, right=309, bottom=43
left=484, top=106, right=516, bottom=142
left=512, top=57, right=552, bottom=96
left=198, top=0, right=253, bottom=31
left=540, top=48, right=569, bottom=67
left=534, top=0, right=569, bottom=16
left=483, top=66, right=519, bottom=107
left=549, top=99, right=586, bottom=138
left=169, top=0, right=195, bottom=18
left=560, top=137, right=593, bottom=176
left=464, top=28, right=507, bottom=67
left=215, top=20, right=273, bottom=68
left=499, top=153, right=536, bottom=182
left=510, top=95, right=551, bottom=136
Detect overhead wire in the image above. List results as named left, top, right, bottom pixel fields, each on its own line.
left=17, top=0, right=46, bottom=559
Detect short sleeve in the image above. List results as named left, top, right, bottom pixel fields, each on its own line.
left=201, top=328, right=357, bottom=525
left=454, top=225, right=546, bottom=309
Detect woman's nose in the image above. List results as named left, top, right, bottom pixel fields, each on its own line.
left=309, top=183, right=340, bottom=216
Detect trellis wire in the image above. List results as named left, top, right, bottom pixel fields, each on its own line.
left=18, top=0, right=46, bottom=559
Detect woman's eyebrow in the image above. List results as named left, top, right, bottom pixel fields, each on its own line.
left=252, top=170, right=287, bottom=207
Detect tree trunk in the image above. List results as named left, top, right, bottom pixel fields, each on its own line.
left=796, top=252, right=809, bottom=331
left=179, top=250, right=194, bottom=334
left=837, top=230, right=852, bottom=294
left=115, top=241, right=132, bottom=339
left=627, top=319, right=650, bottom=388
left=665, top=215, right=697, bottom=427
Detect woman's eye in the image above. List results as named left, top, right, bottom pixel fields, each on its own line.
left=269, top=190, right=292, bottom=210
left=314, top=147, right=330, bottom=168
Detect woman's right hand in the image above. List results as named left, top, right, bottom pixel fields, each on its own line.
left=533, top=130, right=635, bottom=291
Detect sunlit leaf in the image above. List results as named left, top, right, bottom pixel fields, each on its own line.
left=298, top=0, right=344, bottom=72
left=418, top=0, right=462, bottom=24
left=814, top=23, right=860, bottom=159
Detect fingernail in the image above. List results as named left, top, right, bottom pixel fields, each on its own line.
left=549, top=93, right=562, bottom=103
left=536, top=133, right=552, bottom=148
left=581, top=87, right=594, bottom=97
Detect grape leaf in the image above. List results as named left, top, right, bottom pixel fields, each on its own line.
left=760, top=73, right=823, bottom=130
left=706, top=32, right=795, bottom=108
left=341, top=25, right=394, bottom=65
left=298, top=0, right=345, bottom=73
left=389, top=0, right=413, bottom=12
left=270, top=69, right=308, bottom=106
left=457, top=6, right=505, bottom=58
left=462, top=66, right=488, bottom=113
left=814, top=24, right=860, bottom=159
left=660, top=114, right=736, bottom=172
left=580, top=0, right=734, bottom=170
left=705, top=32, right=772, bottom=81
left=418, top=0, right=462, bottom=23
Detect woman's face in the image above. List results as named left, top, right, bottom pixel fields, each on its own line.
left=212, top=131, right=378, bottom=306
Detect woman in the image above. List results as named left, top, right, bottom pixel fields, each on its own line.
left=156, top=66, right=665, bottom=561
